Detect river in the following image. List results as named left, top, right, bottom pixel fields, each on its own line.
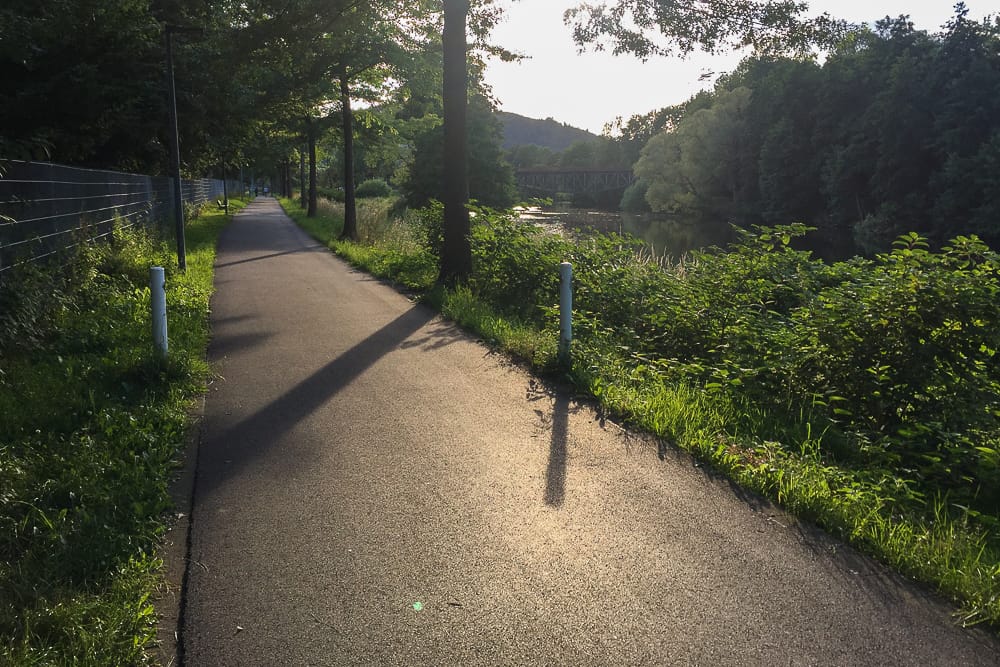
left=515, top=206, right=735, bottom=258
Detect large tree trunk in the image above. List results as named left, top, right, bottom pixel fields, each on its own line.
left=308, top=117, right=318, bottom=217
left=340, top=73, right=358, bottom=241
left=299, top=145, right=307, bottom=209
left=439, top=0, right=472, bottom=283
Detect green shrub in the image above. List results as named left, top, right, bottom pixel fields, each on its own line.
left=317, top=186, right=345, bottom=202
left=620, top=180, right=651, bottom=213
left=355, top=178, right=393, bottom=198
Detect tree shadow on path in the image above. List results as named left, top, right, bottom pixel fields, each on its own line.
left=198, top=304, right=437, bottom=494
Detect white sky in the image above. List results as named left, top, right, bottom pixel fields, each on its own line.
left=484, top=1, right=1000, bottom=134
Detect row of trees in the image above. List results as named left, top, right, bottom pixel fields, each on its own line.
left=2, top=0, right=858, bottom=276
left=0, top=0, right=498, bottom=276
left=624, top=5, right=1000, bottom=256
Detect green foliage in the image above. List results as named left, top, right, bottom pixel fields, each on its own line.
left=619, top=180, right=651, bottom=213
left=629, top=8, right=1000, bottom=257
left=637, top=87, right=755, bottom=225
left=0, top=210, right=226, bottom=663
left=468, top=209, right=566, bottom=321
left=567, top=0, right=852, bottom=59
left=0, top=0, right=165, bottom=170
left=400, top=95, right=518, bottom=210
left=281, top=197, right=437, bottom=290
left=504, top=143, right=560, bottom=170
left=355, top=178, right=393, bottom=198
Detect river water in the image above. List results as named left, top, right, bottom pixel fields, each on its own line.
left=516, top=206, right=735, bottom=258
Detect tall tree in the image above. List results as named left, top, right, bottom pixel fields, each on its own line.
left=440, top=0, right=472, bottom=283
left=635, top=87, right=755, bottom=225
left=339, top=70, right=359, bottom=237
left=329, top=1, right=438, bottom=239
left=400, top=94, right=516, bottom=209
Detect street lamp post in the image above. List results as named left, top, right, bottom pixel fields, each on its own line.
left=165, top=25, right=203, bottom=272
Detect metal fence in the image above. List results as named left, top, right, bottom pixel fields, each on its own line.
left=0, top=160, right=238, bottom=273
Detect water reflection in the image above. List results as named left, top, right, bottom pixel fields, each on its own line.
left=515, top=206, right=734, bottom=258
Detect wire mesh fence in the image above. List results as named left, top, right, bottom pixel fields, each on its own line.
left=0, top=160, right=238, bottom=274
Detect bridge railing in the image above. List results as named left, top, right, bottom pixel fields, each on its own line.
left=515, top=168, right=637, bottom=196
left=0, top=160, right=235, bottom=274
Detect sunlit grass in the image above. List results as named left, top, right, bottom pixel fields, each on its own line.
left=281, top=196, right=437, bottom=290
left=0, top=201, right=239, bottom=664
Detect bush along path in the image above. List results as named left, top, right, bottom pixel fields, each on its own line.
left=0, top=201, right=239, bottom=664
left=281, top=197, right=1000, bottom=631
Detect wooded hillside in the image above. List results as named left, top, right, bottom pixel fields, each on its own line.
left=496, top=111, right=598, bottom=151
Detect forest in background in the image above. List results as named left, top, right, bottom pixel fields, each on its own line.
left=624, top=7, right=1000, bottom=258
left=6, top=3, right=998, bottom=258
left=501, top=6, right=1000, bottom=259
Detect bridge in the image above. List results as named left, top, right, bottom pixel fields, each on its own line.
left=515, top=168, right=636, bottom=195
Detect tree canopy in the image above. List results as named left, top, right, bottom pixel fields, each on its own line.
left=565, top=0, right=854, bottom=59
left=628, top=5, right=1000, bottom=256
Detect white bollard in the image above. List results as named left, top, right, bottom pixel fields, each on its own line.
left=150, top=266, right=168, bottom=358
left=559, top=261, right=573, bottom=364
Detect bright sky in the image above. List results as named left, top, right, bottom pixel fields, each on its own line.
left=484, top=1, right=1000, bottom=134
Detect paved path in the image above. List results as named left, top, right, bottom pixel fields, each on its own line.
left=177, top=198, right=999, bottom=665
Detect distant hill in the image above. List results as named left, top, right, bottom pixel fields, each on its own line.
left=496, top=111, right=599, bottom=151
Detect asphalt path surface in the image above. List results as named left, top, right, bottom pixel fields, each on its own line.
left=177, top=198, right=1000, bottom=665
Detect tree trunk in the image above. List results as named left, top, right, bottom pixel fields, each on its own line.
left=300, top=145, right=307, bottom=209
left=340, top=73, right=358, bottom=241
left=308, top=117, right=318, bottom=217
left=439, top=0, right=472, bottom=283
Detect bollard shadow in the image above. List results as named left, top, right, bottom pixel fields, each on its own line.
left=527, top=378, right=578, bottom=507
left=207, top=331, right=273, bottom=359
left=544, top=392, right=571, bottom=507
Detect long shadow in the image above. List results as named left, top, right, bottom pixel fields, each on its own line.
left=214, top=245, right=324, bottom=269
left=197, top=305, right=436, bottom=489
left=181, top=306, right=438, bottom=656
left=544, top=393, right=570, bottom=507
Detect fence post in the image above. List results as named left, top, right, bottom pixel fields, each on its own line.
left=559, top=261, right=573, bottom=365
left=150, top=266, right=168, bottom=358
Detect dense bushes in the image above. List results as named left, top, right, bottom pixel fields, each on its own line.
left=355, top=178, right=392, bottom=198
left=618, top=228, right=998, bottom=512
left=457, top=211, right=1000, bottom=524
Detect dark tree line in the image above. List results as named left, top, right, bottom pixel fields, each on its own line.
left=2, top=0, right=860, bottom=277
left=631, top=5, right=1000, bottom=257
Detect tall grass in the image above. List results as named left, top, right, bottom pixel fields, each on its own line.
left=280, top=197, right=1000, bottom=629
left=284, top=197, right=438, bottom=290
left=0, top=201, right=239, bottom=664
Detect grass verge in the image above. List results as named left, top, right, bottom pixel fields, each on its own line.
left=279, top=196, right=999, bottom=631
left=0, top=200, right=242, bottom=664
